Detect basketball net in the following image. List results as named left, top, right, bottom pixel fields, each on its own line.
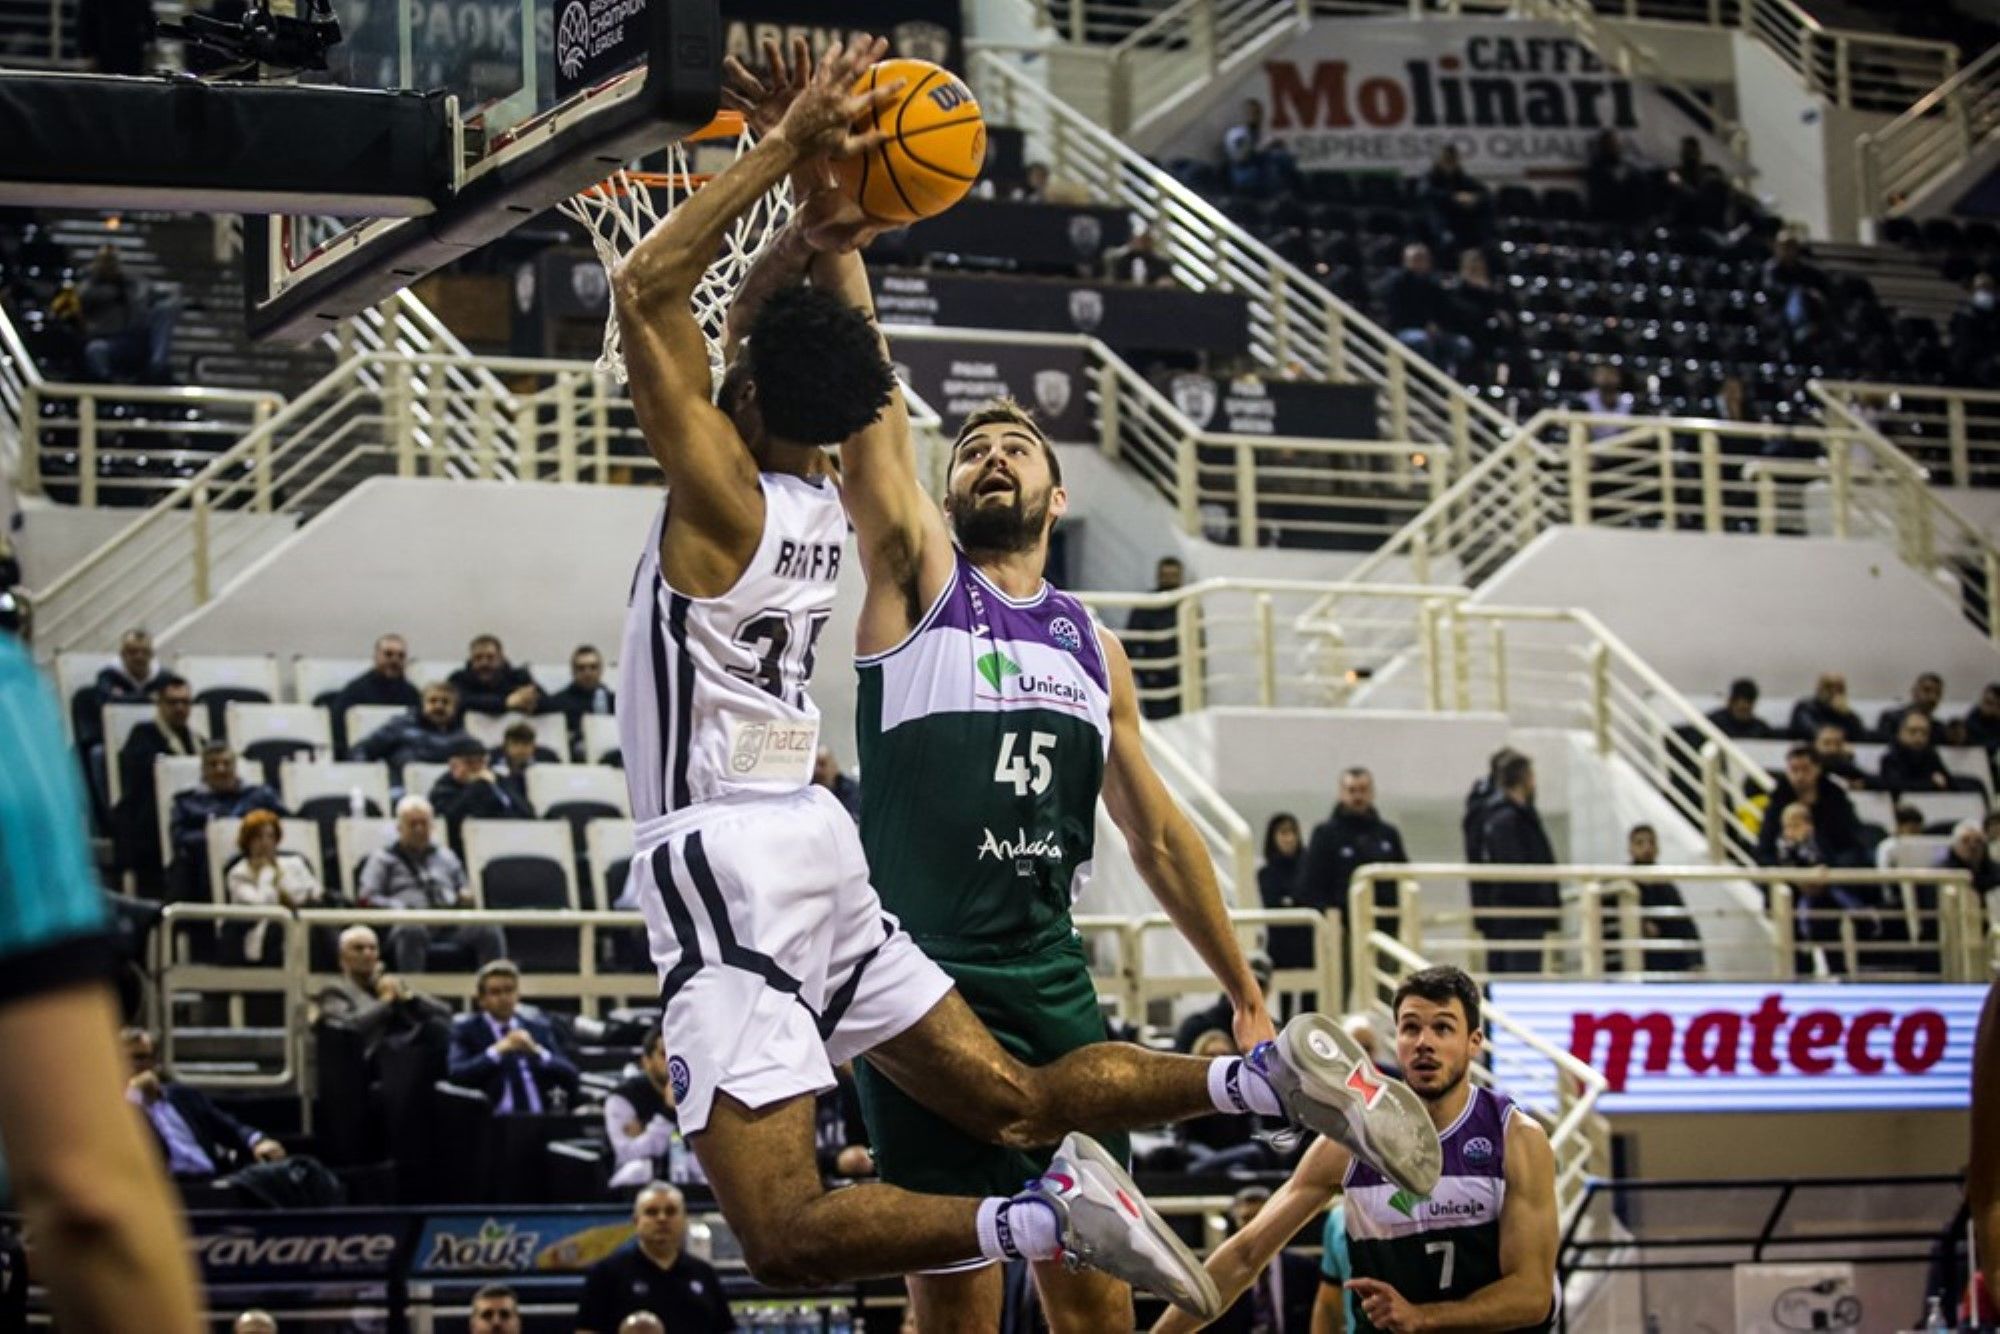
left=557, top=111, right=793, bottom=389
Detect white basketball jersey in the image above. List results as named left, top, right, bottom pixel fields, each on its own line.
left=619, top=472, right=847, bottom=821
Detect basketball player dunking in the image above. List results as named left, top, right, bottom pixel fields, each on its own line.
left=612, top=37, right=1435, bottom=1315
left=745, top=50, right=1451, bottom=1332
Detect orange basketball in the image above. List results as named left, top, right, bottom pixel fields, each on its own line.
left=831, top=58, right=985, bottom=226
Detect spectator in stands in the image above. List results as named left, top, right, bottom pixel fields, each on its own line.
left=1789, top=671, right=1867, bottom=742
left=1297, top=767, right=1408, bottom=944
left=1761, top=233, right=1832, bottom=346
left=447, top=961, right=578, bottom=1115
left=1126, top=555, right=1186, bottom=720
left=1011, top=161, right=1050, bottom=204
left=575, top=1183, right=732, bottom=1334
left=429, top=736, right=535, bottom=842
left=1102, top=224, right=1174, bottom=287
left=332, top=634, right=421, bottom=712
left=1768, top=802, right=1849, bottom=972
left=605, top=1029, right=676, bottom=1189
left=223, top=810, right=321, bottom=964
left=1882, top=711, right=1956, bottom=793
left=1230, top=97, right=1266, bottom=156
left=116, top=674, right=202, bottom=897
left=1214, top=1185, right=1317, bottom=1333
left=1421, top=144, right=1492, bottom=251
left=1462, top=747, right=1519, bottom=863
left=97, top=628, right=168, bottom=707
left=1757, top=745, right=1866, bottom=868
left=1813, top=723, right=1870, bottom=790
left=487, top=721, right=554, bottom=808
left=232, top=1312, right=277, bottom=1334
left=1378, top=244, right=1473, bottom=375
left=79, top=247, right=178, bottom=384
left=1943, top=820, right=2000, bottom=902
left=356, top=795, right=506, bottom=973
left=449, top=635, right=540, bottom=717
left=1580, top=363, right=1634, bottom=439
left=1447, top=248, right=1517, bottom=373
left=1174, top=952, right=1274, bottom=1053
left=167, top=743, right=284, bottom=901
left=1952, top=275, right=2000, bottom=384
left=122, top=1027, right=287, bottom=1181
left=1714, top=374, right=1756, bottom=425
left=1961, top=683, right=2000, bottom=754
left=812, top=745, right=862, bottom=822
left=1664, top=135, right=1730, bottom=230
left=1470, top=753, right=1561, bottom=974
left=350, top=681, right=474, bottom=772
left=468, top=1285, right=521, bottom=1333
left=1623, top=824, right=1700, bottom=972
left=1583, top=130, right=1638, bottom=224
left=538, top=644, right=614, bottom=755
left=1257, top=813, right=1307, bottom=986
left=1707, top=677, right=1775, bottom=739
left=1878, top=671, right=1946, bottom=741
left=313, top=924, right=449, bottom=1059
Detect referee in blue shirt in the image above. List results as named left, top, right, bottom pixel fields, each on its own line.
left=0, top=626, right=202, bottom=1331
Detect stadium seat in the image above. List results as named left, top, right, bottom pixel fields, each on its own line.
left=584, top=817, right=635, bottom=913
left=153, top=752, right=205, bottom=873
left=341, top=702, right=411, bottom=758
left=461, top=709, right=567, bottom=755
left=465, top=819, right=579, bottom=972
left=333, top=816, right=399, bottom=899
left=226, top=702, right=334, bottom=783
left=53, top=650, right=119, bottom=742
left=527, top=764, right=629, bottom=889
left=581, top=714, right=621, bottom=764
left=1853, top=788, right=1989, bottom=832
left=101, top=700, right=158, bottom=805
left=174, top=653, right=282, bottom=732
left=282, top=759, right=393, bottom=869
left=291, top=656, right=375, bottom=707
left=403, top=761, right=448, bottom=802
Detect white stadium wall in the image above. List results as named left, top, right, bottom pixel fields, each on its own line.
left=1474, top=526, right=2000, bottom=699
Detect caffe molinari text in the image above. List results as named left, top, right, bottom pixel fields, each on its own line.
left=1486, top=983, right=1985, bottom=1113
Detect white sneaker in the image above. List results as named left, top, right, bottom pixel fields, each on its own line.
left=1017, top=1132, right=1222, bottom=1320
left=1250, top=1013, right=1443, bottom=1196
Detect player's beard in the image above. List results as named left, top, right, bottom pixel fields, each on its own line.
left=952, top=487, right=1049, bottom=557
left=1410, top=1058, right=1468, bottom=1103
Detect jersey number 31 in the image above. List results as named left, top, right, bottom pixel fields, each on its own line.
left=995, top=731, right=1056, bottom=796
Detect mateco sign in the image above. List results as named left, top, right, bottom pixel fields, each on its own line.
left=1487, top=984, right=1985, bottom=1113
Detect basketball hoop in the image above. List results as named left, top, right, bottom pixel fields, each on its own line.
left=558, top=110, right=794, bottom=389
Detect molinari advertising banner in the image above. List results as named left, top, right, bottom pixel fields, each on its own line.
left=1172, top=20, right=1727, bottom=178
left=1486, top=983, right=1985, bottom=1114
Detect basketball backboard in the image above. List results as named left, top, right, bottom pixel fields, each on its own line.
left=243, top=0, right=721, bottom=342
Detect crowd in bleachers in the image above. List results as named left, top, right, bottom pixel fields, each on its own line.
left=0, top=220, right=180, bottom=384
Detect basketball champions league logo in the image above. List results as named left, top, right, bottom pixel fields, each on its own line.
left=556, top=0, right=587, bottom=78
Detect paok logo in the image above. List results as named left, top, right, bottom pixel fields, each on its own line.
left=555, top=0, right=588, bottom=78
left=668, top=1055, right=690, bottom=1103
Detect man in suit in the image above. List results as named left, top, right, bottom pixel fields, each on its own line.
left=115, top=675, right=202, bottom=897
left=122, top=1027, right=286, bottom=1180
left=446, top=960, right=578, bottom=1115
left=1210, top=1186, right=1315, bottom=1332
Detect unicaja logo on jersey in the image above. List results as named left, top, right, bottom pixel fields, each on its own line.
left=976, top=650, right=1019, bottom=690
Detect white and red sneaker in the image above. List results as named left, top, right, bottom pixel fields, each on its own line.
left=1250, top=1013, right=1443, bottom=1196
left=1018, top=1132, right=1222, bottom=1320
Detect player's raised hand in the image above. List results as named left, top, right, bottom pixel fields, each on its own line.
left=722, top=34, right=812, bottom=138
left=1346, top=1278, right=1423, bottom=1332
left=794, top=186, right=890, bottom=255
left=774, top=35, right=902, bottom=161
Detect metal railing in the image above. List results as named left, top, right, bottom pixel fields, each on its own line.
left=1133, top=725, right=1262, bottom=896
left=0, top=0, right=76, bottom=65
left=1813, top=377, right=2000, bottom=490
left=1104, top=0, right=1309, bottom=141
left=18, top=381, right=284, bottom=507
left=1304, top=407, right=2000, bottom=645
left=149, top=902, right=1339, bottom=1094
left=1742, top=0, right=1957, bottom=114
left=1857, top=43, right=2000, bottom=218
left=1442, top=603, right=1779, bottom=864
left=1076, top=576, right=1467, bottom=710
left=968, top=49, right=1513, bottom=463
left=1352, top=928, right=1609, bottom=1229
left=1347, top=862, right=1986, bottom=989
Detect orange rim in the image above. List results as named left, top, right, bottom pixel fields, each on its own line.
left=573, top=110, right=745, bottom=198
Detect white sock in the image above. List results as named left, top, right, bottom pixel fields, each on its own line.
left=976, top=1195, right=1063, bottom=1262
left=1209, top=1056, right=1284, bottom=1117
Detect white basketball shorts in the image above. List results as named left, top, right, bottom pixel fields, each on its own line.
left=628, top=784, right=954, bottom=1135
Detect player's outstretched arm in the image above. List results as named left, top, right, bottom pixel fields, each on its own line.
left=1972, top=976, right=2000, bottom=1298
left=798, top=205, right=956, bottom=651
left=1098, top=625, right=1274, bottom=1053
left=612, top=38, right=894, bottom=508
left=1151, top=1138, right=1349, bottom=1334
left=1350, top=1116, right=1559, bottom=1333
